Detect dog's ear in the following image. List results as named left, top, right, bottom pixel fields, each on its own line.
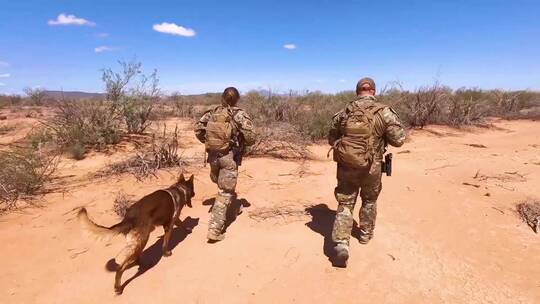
left=178, top=173, right=185, bottom=182
left=189, top=174, right=194, bottom=183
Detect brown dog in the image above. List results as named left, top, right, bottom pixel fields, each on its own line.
left=78, top=174, right=195, bottom=294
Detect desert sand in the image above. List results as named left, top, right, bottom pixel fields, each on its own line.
left=1, top=118, right=539, bottom=304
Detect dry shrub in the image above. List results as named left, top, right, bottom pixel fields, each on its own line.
left=167, top=92, right=198, bottom=119
left=516, top=200, right=540, bottom=233
left=0, top=147, right=58, bottom=212
left=401, top=83, right=450, bottom=128
left=46, top=100, right=123, bottom=151
left=244, top=91, right=349, bottom=142
left=113, top=192, right=136, bottom=218
left=26, top=127, right=54, bottom=149
left=246, top=123, right=311, bottom=159
left=0, top=124, right=16, bottom=135
left=100, top=126, right=187, bottom=180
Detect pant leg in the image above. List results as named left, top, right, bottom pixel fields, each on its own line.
left=331, top=164, right=362, bottom=246
left=358, top=160, right=383, bottom=238
left=208, top=151, right=238, bottom=239
left=216, top=151, right=238, bottom=194
left=208, top=153, right=220, bottom=184
left=208, top=192, right=232, bottom=239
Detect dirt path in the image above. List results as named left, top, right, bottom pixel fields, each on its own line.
left=1, top=120, right=539, bottom=303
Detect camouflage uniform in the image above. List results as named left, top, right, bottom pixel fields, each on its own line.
left=195, top=106, right=256, bottom=241
left=329, top=95, right=406, bottom=248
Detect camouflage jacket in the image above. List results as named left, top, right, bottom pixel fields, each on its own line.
left=194, top=105, right=257, bottom=147
left=328, top=95, right=406, bottom=160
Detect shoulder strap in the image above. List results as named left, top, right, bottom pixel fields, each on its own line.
left=370, top=103, right=386, bottom=115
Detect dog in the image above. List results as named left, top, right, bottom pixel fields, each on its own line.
left=78, top=174, right=195, bottom=294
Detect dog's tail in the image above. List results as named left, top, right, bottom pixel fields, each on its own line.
left=78, top=208, right=131, bottom=242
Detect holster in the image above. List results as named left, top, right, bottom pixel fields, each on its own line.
left=381, top=153, right=393, bottom=176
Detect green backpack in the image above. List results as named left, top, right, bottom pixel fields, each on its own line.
left=332, top=101, right=384, bottom=169
left=205, top=106, right=238, bottom=152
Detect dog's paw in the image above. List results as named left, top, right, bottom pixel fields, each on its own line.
left=163, top=250, right=172, bottom=257
left=114, top=287, right=123, bottom=295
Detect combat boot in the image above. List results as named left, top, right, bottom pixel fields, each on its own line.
left=358, top=234, right=372, bottom=244
left=207, top=193, right=231, bottom=242
left=358, top=228, right=373, bottom=244
left=333, top=243, right=349, bottom=268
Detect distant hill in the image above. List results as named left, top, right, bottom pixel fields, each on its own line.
left=44, top=90, right=105, bottom=100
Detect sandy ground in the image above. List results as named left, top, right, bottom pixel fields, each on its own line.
left=1, top=119, right=539, bottom=304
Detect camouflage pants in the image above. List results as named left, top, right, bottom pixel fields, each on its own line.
left=207, top=151, right=238, bottom=239
left=208, top=150, right=238, bottom=194
left=332, top=161, right=382, bottom=245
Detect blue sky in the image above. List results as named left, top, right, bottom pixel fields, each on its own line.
left=0, top=0, right=539, bottom=94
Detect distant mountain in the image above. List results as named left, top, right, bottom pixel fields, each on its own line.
left=44, top=90, right=105, bottom=100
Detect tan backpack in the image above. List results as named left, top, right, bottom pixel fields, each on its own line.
left=332, top=101, right=384, bottom=169
left=205, top=106, right=238, bottom=152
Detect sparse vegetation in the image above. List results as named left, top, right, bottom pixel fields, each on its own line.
left=23, top=87, right=48, bottom=106
left=102, top=60, right=161, bottom=135
left=0, top=124, right=16, bottom=135
left=98, top=126, right=187, bottom=180
left=113, top=191, right=136, bottom=218
left=46, top=99, right=123, bottom=153
left=0, top=147, right=58, bottom=212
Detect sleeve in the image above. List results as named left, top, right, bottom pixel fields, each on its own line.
left=194, top=111, right=212, bottom=143
left=381, top=107, right=406, bottom=147
left=233, top=110, right=257, bottom=146
left=328, top=110, right=344, bottom=146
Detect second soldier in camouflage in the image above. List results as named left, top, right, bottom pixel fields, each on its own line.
left=328, top=77, right=406, bottom=267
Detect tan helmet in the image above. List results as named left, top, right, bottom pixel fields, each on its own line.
left=222, top=87, right=240, bottom=106
left=356, top=77, right=376, bottom=94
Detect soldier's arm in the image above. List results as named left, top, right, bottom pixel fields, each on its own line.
left=194, top=111, right=212, bottom=143
left=233, top=110, right=257, bottom=146
left=381, top=107, right=406, bottom=147
left=328, top=111, right=344, bottom=146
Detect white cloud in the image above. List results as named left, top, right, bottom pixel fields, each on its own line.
left=153, top=22, right=196, bottom=37
left=283, top=44, right=297, bottom=50
left=0, top=73, right=10, bottom=78
left=0, top=61, right=8, bottom=67
left=48, top=14, right=96, bottom=26
left=339, top=79, right=346, bottom=83
left=0, top=82, right=5, bottom=86
left=94, top=46, right=116, bottom=53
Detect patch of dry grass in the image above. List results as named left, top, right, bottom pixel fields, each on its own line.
left=0, top=147, right=59, bottom=212
left=98, top=125, right=188, bottom=180
left=113, top=192, right=136, bottom=218
left=517, top=199, right=540, bottom=233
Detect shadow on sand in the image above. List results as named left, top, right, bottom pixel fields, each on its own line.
left=106, top=216, right=199, bottom=292
left=305, top=204, right=362, bottom=266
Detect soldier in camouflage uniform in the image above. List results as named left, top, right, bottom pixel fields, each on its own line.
left=328, top=77, right=406, bottom=267
left=194, top=87, right=256, bottom=242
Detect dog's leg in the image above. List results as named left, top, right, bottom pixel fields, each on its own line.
left=114, top=228, right=149, bottom=295
left=162, top=224, right=173, bottom=257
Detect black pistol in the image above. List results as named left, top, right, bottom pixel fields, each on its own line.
left=382, top=153, right=393, bottom=176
